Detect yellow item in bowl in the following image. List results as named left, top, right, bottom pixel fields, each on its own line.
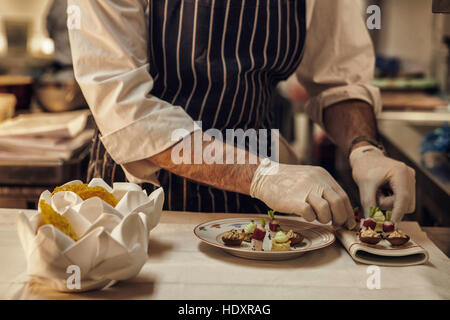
left=39, top=200, right=79, bottom=241
left=52, top=183, right=119, bottom=207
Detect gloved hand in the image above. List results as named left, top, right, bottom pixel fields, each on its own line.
left=350, top=145, right=415, bottom=222
left=250, top=159, right=355, bottom=228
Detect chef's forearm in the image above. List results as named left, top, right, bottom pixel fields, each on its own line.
left=323, top=100, right=378, bottom=154
left=147, top=132, right=258, bottom=195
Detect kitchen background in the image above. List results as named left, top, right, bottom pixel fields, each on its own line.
left=0, top=0, right=449, bottom=228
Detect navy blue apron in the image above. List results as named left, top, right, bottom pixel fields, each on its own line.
left=88, top=0, right=306, bottom=213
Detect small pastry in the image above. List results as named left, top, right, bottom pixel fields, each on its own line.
left=242, top=220, right=257, bottom=242
left=222, top=229, right=244, bottom=246
left=271, top=230, right=291, bottom=251
left=251, top=218, right=267, bottom=251
left=286, top=229, right=304, bottom=246
left=267, top=210, right=280, bottom=239
left=359, top=228, right=382, bottom=245
left=371, top=208, right=386, bottom=233
left=382, top=220, right=395, bottom=234
left=386, top=230, right=410, bottom=246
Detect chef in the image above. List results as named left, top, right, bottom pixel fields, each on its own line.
left=68, top=0, right=415, bottom=227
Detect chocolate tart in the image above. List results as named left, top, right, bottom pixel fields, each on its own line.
left=359, top=234, right=382, bottom=245
left=222, top=229, right=244, bottom=246
left=387, top=235, right=410, bottom=246
left=287, top=230, right=304, bottom=246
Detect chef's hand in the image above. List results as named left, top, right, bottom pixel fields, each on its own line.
left=250, top=159, right=355, bottom=228
left=350, top=145, right=415, bottom=222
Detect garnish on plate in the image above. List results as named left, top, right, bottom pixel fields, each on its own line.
left=271, top=229, right=291, bottom=251
left=267, top=209, right=280, bottom=239
left=251, top=218, right=267, bottom=251
left=242, top=220, right=257, bottom=242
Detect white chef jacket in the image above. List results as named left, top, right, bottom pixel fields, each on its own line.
left=68, top=0, right=382, bottom=185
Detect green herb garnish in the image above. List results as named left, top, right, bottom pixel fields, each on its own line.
left=259, top=218, right=266, bottom=228
left=268, top=209, right=276, bottom=220
left=386, top=211, right=392, bottom=221
left=369, top=207, right=379, bottom=218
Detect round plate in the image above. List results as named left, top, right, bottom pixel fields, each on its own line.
left=194, top=217, right=335, bottom=260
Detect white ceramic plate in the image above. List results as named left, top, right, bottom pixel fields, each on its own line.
left=194, top=217, right=335, bottom=260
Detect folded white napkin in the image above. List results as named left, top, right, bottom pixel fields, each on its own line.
left=0, top=110, right=89, bottom=138
left=16, top=178, right=164, bottom=292
left=336, top=229, right=429, bottom=267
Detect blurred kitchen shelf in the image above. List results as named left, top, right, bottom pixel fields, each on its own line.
left=0, top=144, right=90, bottom=186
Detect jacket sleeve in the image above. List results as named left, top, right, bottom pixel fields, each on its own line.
left=68, top=0, right=198, bottom=183
left=296, top=0, right=382, bottom=127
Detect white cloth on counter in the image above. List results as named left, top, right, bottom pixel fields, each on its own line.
left=16, top=178, right=164, bottom=292
left=0, top=214, right=450, bottom=300
left=68, top=0, right=381, bottom=185
left=1, top=212, right=449, bottom=299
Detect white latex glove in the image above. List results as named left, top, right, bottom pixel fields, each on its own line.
left=350, top=145, right=415, bottom=222
left=250, top=159, right=355, bottom=228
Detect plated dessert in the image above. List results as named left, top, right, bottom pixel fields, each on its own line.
left=220, top=210, right=305, bottom=252
left=357, top=207, right=410, bottom=247
left=195, top=216, right=335, bottom=261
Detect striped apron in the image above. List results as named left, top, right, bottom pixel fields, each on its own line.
left=88, top=0, right=307, bottom=213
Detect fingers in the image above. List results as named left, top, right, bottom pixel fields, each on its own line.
left=279, top=198, right=316, bottom=222
left=307, top=193, right=331, bottom=224
left=340, top=192, right=356, bottom=230
left=314, top=168, right=355, bottom=227
left=390, top=165, right=415, bottom=222
left=407, top=167, right=416, bottom=213
left=377, top=194, right=394, bottom=211
left=322, top=188, right=348, bottom=226
left=359, top=183, right=378, bottom=218
left=292, top=200, right=316, bottom=222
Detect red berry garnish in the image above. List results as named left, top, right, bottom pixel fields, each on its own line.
left=383, top=221, right=395, bottom=233
left=252, top=227, right=266, bottom=241
left=362, top=218, right=377, bottom=230
left=269, top=220, right=280, bottom=232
